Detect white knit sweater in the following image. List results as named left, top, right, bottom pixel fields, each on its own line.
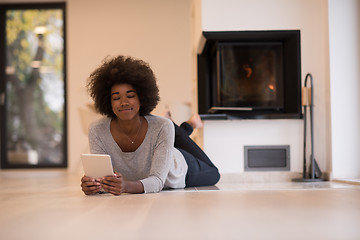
left=88, top=115, right=187, bottom=193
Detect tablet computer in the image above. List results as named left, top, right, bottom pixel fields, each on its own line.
left=81, top=154, right=114, bottom=179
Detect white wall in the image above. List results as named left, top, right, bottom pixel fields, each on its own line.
left=204, top=120, right=303, bottom=173
left=201, top=0, right=331, bottom=174
left=329, top=0, right=360, bottom=179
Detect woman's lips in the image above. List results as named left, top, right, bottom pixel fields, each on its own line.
left=119, top=108, right=132, bottom=112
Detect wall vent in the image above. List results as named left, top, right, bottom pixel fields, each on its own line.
left=244, top=145, right=290, bottom=171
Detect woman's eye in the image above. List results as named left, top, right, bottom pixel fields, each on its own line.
left=113, top=97, right=120, bottom=101
left=127, top=95, right=135, bottom=98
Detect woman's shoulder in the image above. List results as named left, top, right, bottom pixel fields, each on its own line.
left=146, top=114, right=172, bottom=127
left=89, top=117, right=111, bottom=132
left=145, top=115, right=173, bottom=133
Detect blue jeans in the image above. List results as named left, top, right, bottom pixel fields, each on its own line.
left=174, top=123, right=220, bottom=187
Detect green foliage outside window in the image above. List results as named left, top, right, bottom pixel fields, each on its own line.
left=6, top=9, right=65, bottom=165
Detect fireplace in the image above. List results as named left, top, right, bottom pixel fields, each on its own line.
left=198, top=30, right=302, bottom=119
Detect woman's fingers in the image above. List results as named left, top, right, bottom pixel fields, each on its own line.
left=101, top=184, right=121, bottom=196
left=101, top=176, right=119, bottom=184
left=81, top=175, right=94, bottom=183
left=83, top=186, right=100, bottom=195
left=100, top=179, right=122, bottom=195
left=81, top=174, right=124, bottom=196
left=81, top=175, right=101, bottom=195
left=100, top=175, right=123, bottom=195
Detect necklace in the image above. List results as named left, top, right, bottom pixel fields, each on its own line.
left=119, top=118, right=142, bottom=144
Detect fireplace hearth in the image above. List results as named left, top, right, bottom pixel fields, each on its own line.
left=198, top=30, right=302, bottom=119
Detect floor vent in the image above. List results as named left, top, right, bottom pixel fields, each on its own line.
left=244, top=145, right=290, bottom=171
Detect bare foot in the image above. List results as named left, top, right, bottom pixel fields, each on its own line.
left=187, top=114, right=203, bottom=129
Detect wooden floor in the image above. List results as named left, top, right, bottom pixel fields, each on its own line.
left=0, top=170, right=360, bottom=240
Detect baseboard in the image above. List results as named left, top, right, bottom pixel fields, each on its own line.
left=218, top=172, right=302, bottom=183
left=332, top=178, right=360, bottom=186
left=218, top=171, right=333, bottom=183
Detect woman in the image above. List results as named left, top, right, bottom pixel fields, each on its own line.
left=81, top=55, right=220, bottom=195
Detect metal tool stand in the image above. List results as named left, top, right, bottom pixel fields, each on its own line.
left=293, top=73, right=324, bottom=182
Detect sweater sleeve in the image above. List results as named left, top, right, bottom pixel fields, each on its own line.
left=140, top=119, right=175, bottom=193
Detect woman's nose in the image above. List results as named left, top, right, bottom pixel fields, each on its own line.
left=120, top=98, right=129, bottom=106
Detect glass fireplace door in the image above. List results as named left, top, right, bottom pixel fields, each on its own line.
left=0, top=3, right=67, bottom=168
left=218, top=42, right=284, bottom=110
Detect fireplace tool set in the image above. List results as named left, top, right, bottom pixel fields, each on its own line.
left=293, top=73, right=324, bottom=182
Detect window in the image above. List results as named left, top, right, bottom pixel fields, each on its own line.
left=0, top=3, right=67, bottom=168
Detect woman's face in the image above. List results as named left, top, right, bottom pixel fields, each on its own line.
left=111, top=83, right=141, bottom=121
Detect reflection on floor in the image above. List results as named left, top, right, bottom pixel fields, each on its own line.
left=0, top=170, right=359, bottom=240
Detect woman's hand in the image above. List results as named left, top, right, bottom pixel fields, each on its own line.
left=100, top=172, right=144, bottom=195
left=99, top=172, right=125, bottom=196
left=81, top=175, right=102, bottom=195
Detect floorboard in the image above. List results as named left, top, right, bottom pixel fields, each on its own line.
left=1, top=170, right=359, bottom=240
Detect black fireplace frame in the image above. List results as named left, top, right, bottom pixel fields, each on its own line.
left=198, top=30, right=302, bottom=120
